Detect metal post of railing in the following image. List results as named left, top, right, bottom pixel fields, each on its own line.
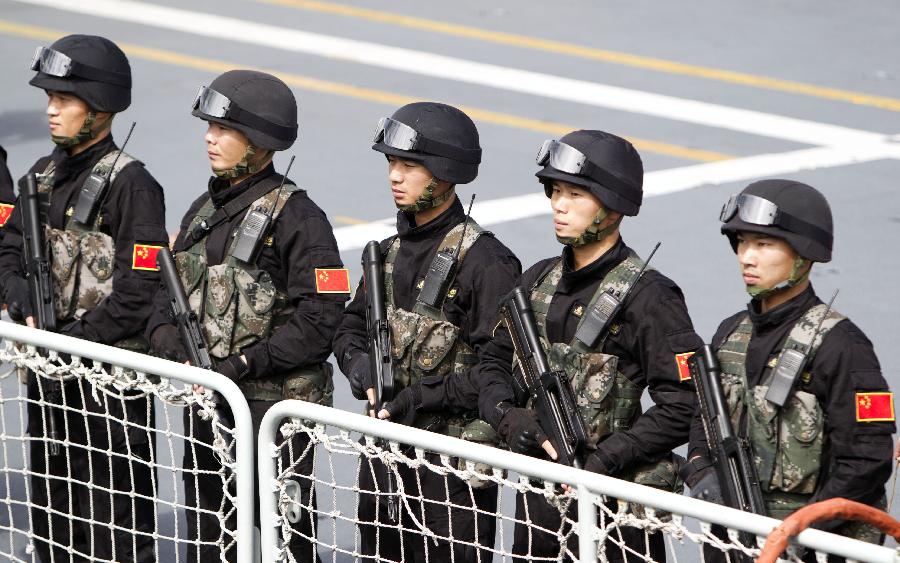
left=0, top=321, right=256, bottom=563
left=578, top=484, right=598, bottom=562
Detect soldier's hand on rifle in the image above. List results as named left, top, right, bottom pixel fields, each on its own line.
left=499, top=408, right=558, bottom=460
left=685, top=463, right=723, bottom=504
left=4, top=275, right=34, bottom=325
left=215, top=354, right=249, bottom=382
left=378, top=384, right=419, bottom=423
left=150, top=325, right=189, bottom=363
left=347, top=354, right=374, bottom=401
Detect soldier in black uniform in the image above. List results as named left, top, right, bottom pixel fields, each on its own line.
left=0, top=145, right=14, bottom=246
left=332, top=102, right=521, bottom=562
left=0, top=35, right=165, bottom=562
left=145, top=69, right=347, bottom=562
left=685, top=180, right=894, bottom=560
left=383, top=130, right=702, bottom=563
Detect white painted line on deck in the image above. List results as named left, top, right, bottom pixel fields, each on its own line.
left=13, top=0, right=891, bottom=147
left=334, top=141, right=900, bottom=251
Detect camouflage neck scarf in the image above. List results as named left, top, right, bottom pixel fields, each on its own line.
left=397, top=178, right=455, bottom=213
left=557, top=206, right=623, bottom=247
left=52, top=111, right=113, bottom=149
left=747, top=257, right=810, bottom=299
left=213, top=144, right=267, bottom=179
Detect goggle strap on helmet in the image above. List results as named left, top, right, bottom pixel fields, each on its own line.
left=375, top=117, right=481, bottom=164
left=194, top=86, right=294, bottom=141
left=721, top=193, right=831, bottom=249
left=31, top=47, right=130, bottom=87
left=537, top=139, right=638, bottom=200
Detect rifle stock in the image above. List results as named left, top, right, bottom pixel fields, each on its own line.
left=501, top=287, right=586, bottom=468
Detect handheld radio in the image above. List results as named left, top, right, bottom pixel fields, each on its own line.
left=73, top=121, right=136, bottom=225
left=232, top=155, right=295, bottom=264
left=416, top=194, right=476, bottom=309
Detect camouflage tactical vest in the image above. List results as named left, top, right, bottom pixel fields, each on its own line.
left=177, top=181, right=333, bottom=404
left=383, top=218, right=486, bottom=437
left=37, top=152, right=135, bottom=324
left=528, top=253, right=682, bottom=497
left=716, top=304, right=845, bottom=518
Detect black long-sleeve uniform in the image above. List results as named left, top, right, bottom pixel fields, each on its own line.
left=434, top=238, right=702, bottom=476
left=145, top=162, right=346, bottom=377
left=688, top=285, right=894, bottom=511
left=0, top=145, right=14, bottom=246
left=0, top=136, right=168, bottom=343
left=333, top=197, right=522, bottom=382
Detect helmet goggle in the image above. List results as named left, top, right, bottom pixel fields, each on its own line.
left=373, top=116, right=481, bottom=164
left=720, top=193, right=830, bottom=245
left=536, top=139, right=591, bottom=175
left=193, top=86, right=295, bottom=140
left=30, top=46, right=130, bottom=87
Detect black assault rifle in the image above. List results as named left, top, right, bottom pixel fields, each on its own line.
left=361, top=240, right=393, bottom=412
left=360, top=240, right=398, bottom=522
left=21, top=172, right=60, bottom=455
left=501, top=287, right=587, bottom=468
left=156, top=247, right=213, bottom=371
left=690, top=345, right=765, bottom=518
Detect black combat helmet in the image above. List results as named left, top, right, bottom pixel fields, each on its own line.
left=29, top=34, right=132, bottom=113
left=192, top=70, right=298, bottom=151
left=372, top=102, right=482, bottom=184
left=535, top=130, right=644, bottom=216
left=720, top=179, right=834, bottom=263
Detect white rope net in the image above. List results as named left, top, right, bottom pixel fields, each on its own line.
left=268, top=417, right=787, bottom=563
left=0, top=337, right=237, bottom=562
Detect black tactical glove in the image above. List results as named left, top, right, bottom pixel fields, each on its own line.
left=216, top=354, right=249, bottom=382
left=498, top=408, right=549, bottom=457
left=584, top=451, right=614, bottom=475
left=380, top=384, right=421, bottom=424
left=346, top=354, right=373, bottom=400
left=4, top=275, right=33, bottom=322
left=150, top=324, right=188, bottom=363
left=59, top=319, right=85, bottom=338
left=686, top=466, right=723, bottom=504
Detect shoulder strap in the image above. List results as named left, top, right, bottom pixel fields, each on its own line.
left=529, top=258, right=563, bottom=340
left=383, top=235, right=401, bottom=309
left=571, top=251, right=650, bottom=351
left=784, top=303, right=846, bottom=361
left=94, top=149, right=139, bottom=185
left=188, top=177, right=292, bottom=244
left=716, top=313, right=753, bottom=379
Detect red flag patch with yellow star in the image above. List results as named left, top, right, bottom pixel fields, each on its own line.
left=675, top=352, right=694, bottom=381
left=0, top=203, right=13, bottom=227
left=132, top=244, right=163, bottom=271
left=855, top=392, right=894, bottom=422
left=315, top=268, right=351, bottom=294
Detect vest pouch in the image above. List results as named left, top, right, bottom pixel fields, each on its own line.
left=772, top=389, right=823, bottom=494
left=282, top=363, right=335, bottom=407
left=549, top=343, right=619, bottom=449
left=232, top=267, right=277, bottom=352
left=175, top=250, right=206, bottom=301
left=388, top=307, right=460, bottom=389
left=625, top=453, right=685, bottom=520
left=747, top=385, right=779, bottom=493
left=76, top=231, right=115, bottom=313
left=204, top=264, right=238, bottom=358
left=46, top=227, right=81, bottom=320
left=454, top=419, right=504, bottom=489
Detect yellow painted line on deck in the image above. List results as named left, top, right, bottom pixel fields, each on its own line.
left=0, top=19, right=731, bottom=162
left=260, top=0, right=900, bottom=113
left=332, top=215, right=369, bottom=225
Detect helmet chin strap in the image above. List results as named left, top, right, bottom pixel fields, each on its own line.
left=213, top=144, right=267, bottom=179
left=747, top=257, right=810, bottom=299
left=557, top=206, right=622, bottom=247
left=397, top=178, right=455, bottom=213
left=52, top=111, right=113, bottom=149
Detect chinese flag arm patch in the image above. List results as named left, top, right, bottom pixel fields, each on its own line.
left=315, top=268, right=351, bottom=294
left=132, top=244, right=164, bottom=271
left=0, top=203, right=14, bottom=227
left=675, top=352, right=695, bottom=382
left=855, top=392, right=895, bottom=422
